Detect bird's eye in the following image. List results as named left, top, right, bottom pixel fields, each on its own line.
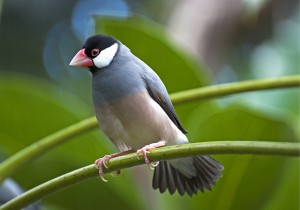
left=91, top=49, right=100, bottom=57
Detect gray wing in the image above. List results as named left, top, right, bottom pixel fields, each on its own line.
left=141, top=65, right=187, bottom=134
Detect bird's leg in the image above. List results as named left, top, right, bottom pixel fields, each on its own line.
left=137, top=140, right=166, bottom=165
left=95, top=150, right=134, bottom=182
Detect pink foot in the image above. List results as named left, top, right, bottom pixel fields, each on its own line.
left=95, top=155, right=112, bottom=182
left=94, top=150, right=133, bottom=182
left=137, top=140, right=166, bottom=165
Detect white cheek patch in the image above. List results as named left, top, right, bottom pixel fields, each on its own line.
left=93, top=43, right=119, bottom=68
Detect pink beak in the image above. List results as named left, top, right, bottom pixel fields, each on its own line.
left=69, top=49, right=94, bottom=67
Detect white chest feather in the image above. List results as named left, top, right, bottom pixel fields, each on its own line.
left=94, top=91, right=187, bottom=151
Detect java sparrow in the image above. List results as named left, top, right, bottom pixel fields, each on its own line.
left=69, top=34, right=223, bottom=196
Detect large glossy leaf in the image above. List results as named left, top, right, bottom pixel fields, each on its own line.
left=0, top=73, right=143, bottom=210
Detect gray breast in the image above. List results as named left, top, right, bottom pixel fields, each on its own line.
left=94, top=90, right=177, bottom=151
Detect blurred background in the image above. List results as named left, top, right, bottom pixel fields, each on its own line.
left=0, top=0, right=299, bottom=209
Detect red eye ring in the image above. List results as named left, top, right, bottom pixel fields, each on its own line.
left=91, top=48, right=100, bottom=57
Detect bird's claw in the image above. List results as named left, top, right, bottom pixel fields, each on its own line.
left=137, top=148, right=151, bottom=165
left=136, top=141, right=166, bottom=165
left=95, top=155, right=112, bottom=182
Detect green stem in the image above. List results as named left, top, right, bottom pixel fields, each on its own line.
left=170, top=75, right=300, bottom=104
left=0, top=75, right=299, bottom=182
left=0, top=141, right=299, bottom=210
left=0, top=117, right=98, bottom=182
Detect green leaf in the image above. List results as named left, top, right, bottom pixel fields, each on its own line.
left=0, top=73, right=143, bottom=210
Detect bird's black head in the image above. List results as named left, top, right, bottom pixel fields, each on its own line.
left=69, top=34, right=119, bottom=72
left=83, top=35, right=118, bottom=58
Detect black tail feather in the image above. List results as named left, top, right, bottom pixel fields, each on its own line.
left=165, top=162, right=176, bottom=194
left=152, top=155, right=223, bottom=196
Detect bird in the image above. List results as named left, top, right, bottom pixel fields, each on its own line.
left=69, top=34, right=223, bottom=196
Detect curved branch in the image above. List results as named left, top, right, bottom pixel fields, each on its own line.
left=170, top=75, right=300, bottom=104
left=0, top=75, right=299, bottom=182
left=1, top=141, right=299, bottom=210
